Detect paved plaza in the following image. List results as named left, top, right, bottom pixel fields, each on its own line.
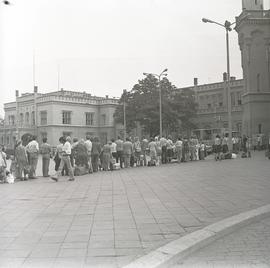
left=173, top=216, right=270, bottom=267
left=0, top=152, right=270, bottom=267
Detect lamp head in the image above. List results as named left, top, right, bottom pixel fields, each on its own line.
left=202, top=18, right=212, bottom=23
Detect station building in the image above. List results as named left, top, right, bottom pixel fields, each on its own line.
left=0, top=87, right=123, bottom=148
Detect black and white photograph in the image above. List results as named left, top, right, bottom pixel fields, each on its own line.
left=0, top=0, right=270, bottom=267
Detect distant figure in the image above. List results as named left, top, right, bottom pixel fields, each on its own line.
left=222, top=134, right=229, bottom=154
left=0, top=146, right=7, bottom=183
left=25, top=135, right=39, bottom=179
left=40, top=138, right=51, bottom=177
left=133, top=137, right=142, bottom=166
left=102, top=141, right=112, bottom=171
left=182, top=137, right=189, bottom=162
left=51, top=136, right=75, bottom=182
left=85, top=135, right=93, bottom=173
left=175, top=137, right=183, bottom=163
left=91, top=137, right=102, bottom=172
left=141, top=136, right=149, bottom=166
left=148, top=137, right=157, bottom=166
left=15, top=140, right=29, bottom=181
left=123, top=138, right=133, bottom=168
left=160, top=136, right=167, bottom=164
left=115, top=136, right=124, bottom=168
left=110, top=138, right=117, bottom=160
left=214, top=135, right=222, bottom=161
left=200, top=141, right=206, bottom=160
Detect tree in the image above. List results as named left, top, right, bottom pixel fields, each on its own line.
left=114, top=75, right=197, bottom=137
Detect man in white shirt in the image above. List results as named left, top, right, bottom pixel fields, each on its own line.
left=51, top=136, right=75, bottom=182
left=26, top=135, right=39, bottom=179
left=85, top=135, right=93, bottom=173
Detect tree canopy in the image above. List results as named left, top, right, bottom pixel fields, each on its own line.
left=114, top=74, right=197, bottom=137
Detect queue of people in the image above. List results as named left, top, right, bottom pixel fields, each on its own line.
left=0, top=132, right=268, bottom=183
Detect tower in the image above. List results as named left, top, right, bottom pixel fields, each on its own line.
left=235, top=0, right=270, bottom=137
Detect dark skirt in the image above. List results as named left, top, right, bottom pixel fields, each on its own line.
left=213, top=144, right=222, bottom=153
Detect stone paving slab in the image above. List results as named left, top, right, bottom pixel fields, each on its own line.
left=0, top=152, right=270, bottom=267
left=173, top=216, right=270, bottom=267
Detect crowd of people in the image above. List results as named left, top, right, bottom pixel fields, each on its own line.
left=0, top=132, right=269, bottom=183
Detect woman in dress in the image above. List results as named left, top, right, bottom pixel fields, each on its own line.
left=148, top=137, right=157, bottom=166
left=15, top=141, right=29, bottom=181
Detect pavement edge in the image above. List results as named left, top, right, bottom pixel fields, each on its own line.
left=123, top=204, right=270, bottom=268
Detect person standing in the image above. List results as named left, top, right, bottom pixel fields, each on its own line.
left=54, top=137, right=65, bottom=173
left=141, top=136, right=149, bottom=166
left=222, top=134, right=229, bottom=154
left=115, top=136, right=124, bottom=168
left=148, top=137, right=157, bottom=166
left=76, top=139, right=88, bottom=168
left=91, top=137, right=102, bottom=172
left=15, top=141, right=29, bottom=181
left=166, top=136, right=174, bottom=163
left=133, top=137, right=142, bottom=166
left=242, top=134, right=248, bottom=154
left=175, top=137, right=183, bottom=163
left=71, top=137, right=79, bottom=167
left=40, top=138, right=51, bottom=177
left=51, top=136, right=75, bottom=182
left=160, top=136, right=167, bottom=164
left=85, top=135, right=93, bottom=173
left=102, top=141, right=112, bottom=171
left=232, top=136, right=237, bottom=153
left=110, top=138, right=117, bottom=160
left=214, top=135, right=222, bottom=161
left=200, top=141, right=206, bottom=160
left=0, top=146, right=7, bottom=183
left=123, top=138, right=133, bottom=168
left=182, top=137, right=190, bottom=162
left=25, top=135, right=39, bottom=179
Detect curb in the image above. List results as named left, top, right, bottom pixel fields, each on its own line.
left=123, top=204, right=270, bottom=268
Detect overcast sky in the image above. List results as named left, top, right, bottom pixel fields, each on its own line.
left=0, top=0, right=269, bottom=116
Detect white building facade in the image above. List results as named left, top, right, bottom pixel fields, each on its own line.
left=1, top=88, right=123, bottom=148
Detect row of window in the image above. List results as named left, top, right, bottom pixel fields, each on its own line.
left=199, top=92, right=242, bottom=109
left=6, top=111, right=107, bottom=126
left=8, top=112, right=35, bottom=126
left=61, top=111, right=105, bottom=126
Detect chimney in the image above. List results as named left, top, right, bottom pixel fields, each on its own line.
left=194, top=78, right=198, bottom=86
left=34, top=86, right=38, bottom=93
left=106, top=95, right=109, bottom=99
left=223, top=72, right=227, bottom=82
left=15, top=90, right=19, bottom=98
left=230, top=76, right=236, bottom=81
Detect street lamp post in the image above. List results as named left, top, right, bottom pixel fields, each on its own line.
left=202, top=14, right=250, bottom=151
left=15, top=90, right=19, bottom=141
left=143, top=69, right=168, bottom=138
left=202, top=18, right=234, bottom=151
left=123, top=89, right=127, bottom=141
